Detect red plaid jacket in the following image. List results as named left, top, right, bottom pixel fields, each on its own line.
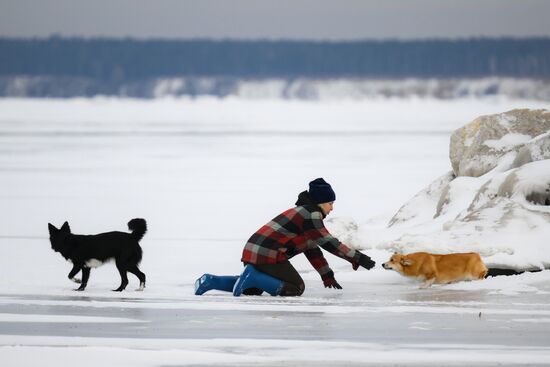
left=241, top=203, right=361, bottom=282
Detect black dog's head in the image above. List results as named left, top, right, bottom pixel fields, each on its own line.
left=48, top=222, right=71, bottom=253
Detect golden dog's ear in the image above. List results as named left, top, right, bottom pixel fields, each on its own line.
left=401, top=258, right=413, bottom=266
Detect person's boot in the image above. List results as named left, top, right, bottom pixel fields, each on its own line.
left=233, top=264, right=284, bottom=296
left=194, top=274, right=239, bottom=295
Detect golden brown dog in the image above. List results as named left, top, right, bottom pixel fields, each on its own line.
left=382, top=252, right=488, bottom=288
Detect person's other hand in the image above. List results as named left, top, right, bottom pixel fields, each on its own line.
left=323, top=277, right=342, bottom=289
left=352, top=253, right=376, bottom=271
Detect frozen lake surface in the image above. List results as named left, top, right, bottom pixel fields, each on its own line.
left=1, top=97, right=550, bottom=366
left=2, top=275, right=550, bottom=366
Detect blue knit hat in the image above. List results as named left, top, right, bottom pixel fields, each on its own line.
left=308, top=178, right=336, bottom=204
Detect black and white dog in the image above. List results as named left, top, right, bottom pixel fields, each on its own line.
left=47, top=218, right=147, bottom=291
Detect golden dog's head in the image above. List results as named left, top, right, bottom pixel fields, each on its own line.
left=382, top=252, right=413, bottom=273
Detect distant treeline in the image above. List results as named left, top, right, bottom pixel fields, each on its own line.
left=1, top=37, right=550, bottom=80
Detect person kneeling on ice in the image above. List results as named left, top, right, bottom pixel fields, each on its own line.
left=195, top=178, right=376, bottom=297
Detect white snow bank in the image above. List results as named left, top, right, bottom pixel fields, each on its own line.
left=387, top=171, right=455, bottom=227
left=512, top=159, right=550, bottom=203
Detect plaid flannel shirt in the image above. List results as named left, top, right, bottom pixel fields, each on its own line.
left=241, top=204, right=360, bottom=281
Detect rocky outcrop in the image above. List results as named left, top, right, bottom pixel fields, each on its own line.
left=449, top=109, right=550, bottom=177
left=383, top=109, right=550, bottom=271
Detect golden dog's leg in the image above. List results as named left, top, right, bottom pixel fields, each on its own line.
left=478, top=268, right=488, bottom=279
left=420, top=277, right=435, bottom=289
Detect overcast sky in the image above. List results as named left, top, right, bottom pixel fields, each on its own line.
left=1, top=0, right=550, bottom=40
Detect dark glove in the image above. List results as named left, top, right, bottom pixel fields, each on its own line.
left=352, top=253, right=376, bottom=271
left=323, top=277, right=342, bottom=289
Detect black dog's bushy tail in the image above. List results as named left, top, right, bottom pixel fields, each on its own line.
left=128, top=218, right=147, bottom=242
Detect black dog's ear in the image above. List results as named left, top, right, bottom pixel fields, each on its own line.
left=61, top=221, right=71, bottom=233
left=48, top=223, right=57, bottom=234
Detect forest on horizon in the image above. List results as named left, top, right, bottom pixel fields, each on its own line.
left=2, top=37, right=550, bottom=80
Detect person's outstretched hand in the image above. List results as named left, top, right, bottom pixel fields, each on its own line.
left=352, top=253, right=376, bottom=271
left=323, top=277, right=342, bottom=289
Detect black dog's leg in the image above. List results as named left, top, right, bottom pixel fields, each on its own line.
left=128, top=265, right=146, bottom=291
left=113, top=261, right=129, bottom=292
left=68, top=264, right=82, bottom=283
left=75, top=267, right=90, bottom=291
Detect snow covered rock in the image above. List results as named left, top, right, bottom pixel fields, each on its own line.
left=511, top=131, right=550, bottom=169
left=450, top=109, right=550, bottom=177
left=361, top=109, right=550, bottom=271
left=378, top=162, right=550, bottom=271
left=469, top=159, right=550, bottom=210
left=388, top=171, right=455, bottom=226
left=385, top=194, right=550, bottom=271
